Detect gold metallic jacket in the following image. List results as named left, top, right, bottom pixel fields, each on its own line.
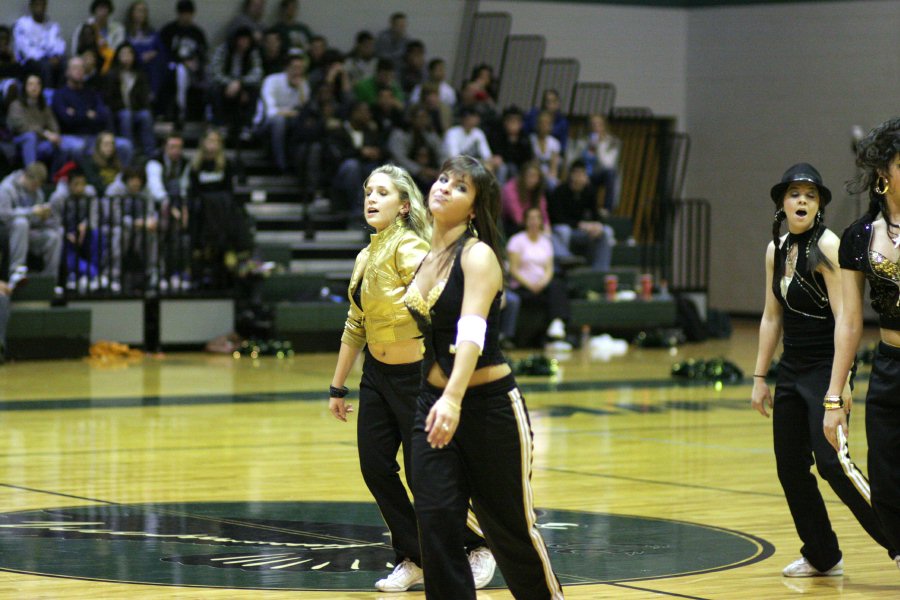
left=341, top=219, right=430, bottom=349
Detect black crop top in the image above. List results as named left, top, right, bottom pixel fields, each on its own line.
left=839, top=219, right=900, bottom=330
left=404, top=237, right=506, bottom=379
left=773, top=227, right=835, bottom=351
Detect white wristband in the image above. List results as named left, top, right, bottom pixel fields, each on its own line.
left=452, top=314, right=487, bottom=355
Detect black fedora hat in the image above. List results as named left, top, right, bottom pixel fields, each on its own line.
left=770, top=162, right=832, bottom=206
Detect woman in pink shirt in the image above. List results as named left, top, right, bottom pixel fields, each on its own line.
left=500, top=160, right=550, bottom=236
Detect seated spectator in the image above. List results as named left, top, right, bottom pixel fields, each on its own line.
left=409, top=57, right=456, bottom=107
left=78, top=131, right=123, bottom=196
left=507, top=206, right=571, bottom=349
left=0, top=162, right=61, bottom=280
left=501, top=160, right=550, bottom=236
left=259, top=51, right=309, bottom=172
left=488, top=105, right=532, bottom=185
left=272, top=0, right=313, bottom=52
left=342, top=30, right=376, bottom=88
left=13, top=0, right=66, bottom=87
left=443, top=107, right=492, bottom=162
left=371, top=85, right=404, bottom=135
left=467, top=63, right=498, bottom=105
left=548, top=159, right=613, bottom=271
left=7, top=74, right=63, bottom=169
left=146, top=132, right=190, bottom=287
left=327, top=100, right=383, bottom=223
left=208, top=26, right=263, bottom=142
left=71, top=0, right=125, bottom=74
left=261, top=28, right=285, bottom=76
left=387, top=105, right=444, bottom=194
left=291, top=83, right=340, bottom=200
left=47, top=167, right=105, bottom=291
left=353, top=58, right=404, bottom=107
left=52, top=56, right=133, bottom=166
left=307, top=47, right=351, bottom=111
left=398, top=39, right=425, bottom=96
left=530, top=110, right=562, bottom=189
left=158, top=0, right=208, bottom=123
left=79, top=47, right=104, bottom=91
left=104, top=43, right=156, bottom=158
left=0, top=27, right=23, bottom=94
left=226, top=0, right=266, bottom=45
left=456, top=80, right=497, bottom=129
left=123, top=0, right=166, bottom=99
left=106, top=166, right=159, bottom=291
left=304, top=34, right=327, bottom=75
left=524, top=88, right=569, bottom=152
left=419, top=83, right=452, bottom=135
left=566, top=113, right=621, bottom=211
left=374, top=12, right=408, bottom=72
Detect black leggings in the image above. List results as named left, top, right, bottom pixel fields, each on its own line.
left=866, top=342, right=900, bottom=555
left=774, top=351, right=893, bottom=571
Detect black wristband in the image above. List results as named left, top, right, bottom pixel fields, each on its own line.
left=330, top=385, right=349, bottom=398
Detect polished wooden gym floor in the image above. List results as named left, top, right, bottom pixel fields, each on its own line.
left=0, top=320, right=897, bottom=599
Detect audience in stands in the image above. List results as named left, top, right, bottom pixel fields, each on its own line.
left=374, top=12, right=408, bottom=72
left=0, top=26, right=22, bottom=92
left=106, top=165, right=158, bottom=290
left=104, top=43, right=156, bottom=158
left=419, top=83, right=452, bottom=134
left=507, top=206, right=571, bottom=350
left=342, top=31, right=376, bottom=88
left=488, top=105, right=532, bottom=185
left=48, top=167, right=105, bottom=290
left=409, top=58, right=456, bottom=108
left=353, top=58, right=404, bottom=107
left=329, top=100, right=383, bottom=223
left=7, top=74, right=62, bottom=169
left=71, top=0, right=125, bottom=74
left=260, top=50, right=309, bottom=172
left=158, top=0, right=207, bottom=123
left=307, top=46, right=351, bottom=109
left=0, top=162, right=61, bottom=279
left=530, top=110, right=562, bottom=190
left=208, top=26, right=263, bottom=142
left=548, top=159, right=614, bottom=271
left=13, top=0, right=66, bottom=87
left=79, top=131, right=124, bottom=195
left=443, top=107, right=492, bottom=163
left=226, top=0, right=267, bottom=45
left=371, top=85, right=405, bottom=135
left=387, top=105, right=444, bottom=194
left=272, top=0, right=313, bottom=52
left=260, top=28, right=284, bottom=76
left=501, top=160, right=550, bottom=236
left=566, top=113, right=620, bottom=211
left=123, top=0, right=165, bottom=99
left=398, top=39, right=425, bottom=96
left=524, top=88, right=569, bottom=151
left=292, top=83, right=340, bottom=200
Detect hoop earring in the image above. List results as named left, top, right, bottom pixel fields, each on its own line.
left=875, top=176, right=890, bottom=195
left=467, top=217, right=479, bottom=238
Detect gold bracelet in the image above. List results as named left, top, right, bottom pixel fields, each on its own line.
left=823, top=398, right=844, bottom=410
left=823, top=394, right=843, bottom=401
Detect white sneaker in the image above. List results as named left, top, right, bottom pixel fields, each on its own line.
left=9, top=266, right=28, bottom=290
left=546, top=318, right=566, bottom=340
left=894, top=555, right=900, bottom=571
left=782, top=556, right=843, bottom=577
left=374, top=559, right=423, bottom=592
left=469, top=546, right=497, bottom=589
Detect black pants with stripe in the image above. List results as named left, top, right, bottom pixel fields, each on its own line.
left=866, top=342, right=900, bottom=554
left=411, top=373, right=563, bottom=600
left=774, top=350, right=892, bottom=571
left=358, top=352, right=484, bottom=566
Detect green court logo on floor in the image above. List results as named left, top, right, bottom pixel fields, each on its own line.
left=0, top=502, right=773, bottom=590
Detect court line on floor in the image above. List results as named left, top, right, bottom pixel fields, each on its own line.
left=602, top=582, right=710, bottom=599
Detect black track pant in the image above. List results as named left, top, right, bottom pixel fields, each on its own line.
left=411, top=373, right=563, bottom=599
left=866, top=342, right=900, bottom=555
left=358, top=352, right=484, bottom=566
left=774, top=350, right=893, bottom=571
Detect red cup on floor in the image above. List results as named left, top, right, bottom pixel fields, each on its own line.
left=604, top=274, right=618, bottom=301
left=640, top=273, right=653, bottom=300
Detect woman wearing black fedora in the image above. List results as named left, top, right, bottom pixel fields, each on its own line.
left=751, top=163, right=893, bottom=577
left=825, top=118, right=900, bottom=569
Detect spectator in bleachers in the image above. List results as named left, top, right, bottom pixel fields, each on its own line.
left=0, top=26, right=23, bottom=94
left=106, top=165, right=158, bottom=290
left=71, top=0, right=126, bottom=74
left=208, top=26, right=263, bottom=143
left=354, top=58, right=404, bottom=107
left=271, top=0, right=313, bottom=52
left=0, top=162, right=61, bottom=280
left=78, top=47, right=104, bottom=91
left=501, top=160, right=550, bottom=236
left=456, top=80, right=496, bottom=128
left=13, top=0, right=66, bottom=87
left=566, top=113, right=620, bottom=212
left=7, top=74, right=62, bottom=169
left=387, top=105, right=444, bottom=194
left=226, top=0, right=267, bottom=45
left=47, top=167, right=104, bottom=290
left=159, top=0, right=208, bottom=123
left=261, top=28, right=284, bottom=76
left=374, top=12, right=408, bottom=73
left=328, top=100, right=383, bottom=223
left=419, top=83, right=451, bottom=135
left=467, top=63, right=498, bottom=105
left=260, top=50, right=309, bottom=172
left=342, top=31, right=376, bottom=89
left=124, top=0, right=165, bottom=99
left=292, top=83, right=340, bottom=200
left=524, top=88, right=569, bottom=152
left=443, top=107, right=492, bottom=163
left=530, top=110, right=561, bottom=190
left=308, top=47, right=351, bottom=110
left=398, top=39, right=425, bottom=96
left=53, top=56, right=133, bottom=167
left=304, top=34, right=327, bottom=75
left=548, top=159, right=613, bottom=271
left=507, top=206, right=571, bottom=350
left=146, top=132, right=189, bottom=287
left=488, top=105, right=532, bottom=185
left=409, top=58, right=456, bottom=108
left=371, top=85, right=404, bottom=135
left=104, top=43, right=156, bottom=159
left=78, top=131, right=123, bottom=196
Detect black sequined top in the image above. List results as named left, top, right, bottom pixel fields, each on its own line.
left=404, top=237, right=505, bottom=379
left=839, top=219, right=900, bottom=330
left=773, top=227, right=835, bottom=353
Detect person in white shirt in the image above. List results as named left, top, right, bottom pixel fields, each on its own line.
left=259, top=51, right=310, bottom=171
left=409, top=58, right=456, bottom=108
left=566, top=113, right=621, bottom=211
left=443, top=108, right=492, bottom=161
left=13, top=0, right=66, bottom=86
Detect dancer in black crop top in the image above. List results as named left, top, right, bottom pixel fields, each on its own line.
left=752, top=163, right=893, bottom=578
left=406, top=156, right=563, bottom=599
left=826, top=119, right=900, bottom=569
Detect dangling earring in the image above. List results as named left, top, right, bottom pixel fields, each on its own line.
left=814, top=211, right=823, bottom=226
left=775, top=208, right=785, bottom=220
left=467, top=217, right=479, bottom=238
left=875, top=176, right=890, bottom=195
